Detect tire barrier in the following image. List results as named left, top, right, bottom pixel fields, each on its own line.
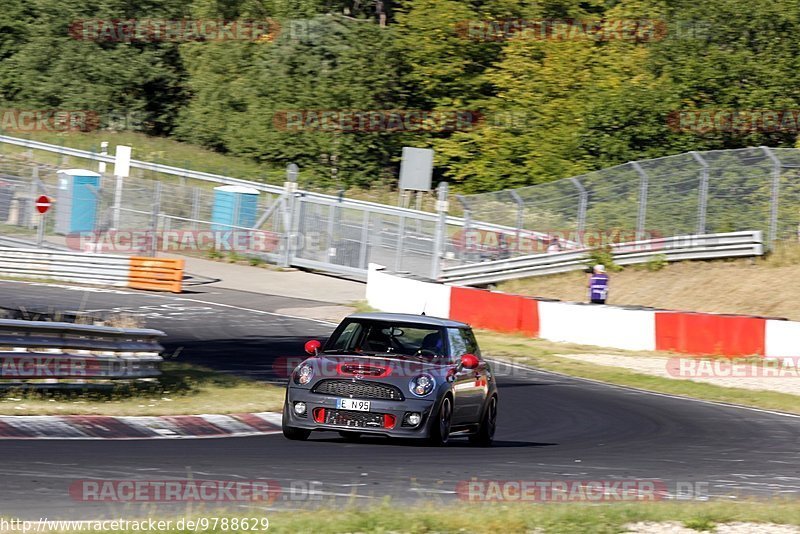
left=367, top=264, right=796, bottom=357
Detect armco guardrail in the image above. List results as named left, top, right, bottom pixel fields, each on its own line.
left=0, top=248, right=184, bottom=292
left=0, top=319, right=165, bottom=385
left=440, top=231, right=764, bottom=286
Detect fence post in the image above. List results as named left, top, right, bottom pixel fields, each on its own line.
left=395, top=214, right=406, bottom=271
left=430, top=182, right=449, bottom=280
left=762, top=146, right=781, bottom=246
left=690, top=151, right=709, bottom=235
left=569, top=177, right=587, bottom=247
left=149, top=181, right=162, bottom=257
left=632, top=161, right=649, bottom=241
left=191, top=187, right=201, bottom=230
left=455, top=194, right=470, bottom=264
left=358, top=210, right=370, bottom=269
left=28, top=166, right=38, bottom=230
left=281, top=163, right=299, bottom=267
left=509, top=190, right=524, bottom=255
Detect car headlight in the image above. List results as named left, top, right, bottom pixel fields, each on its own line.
left=294, top=361, right=315, bottom=385
left=409, top=374, right=436, bottom=397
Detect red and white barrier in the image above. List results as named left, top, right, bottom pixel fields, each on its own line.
left=366, top=265, right=451, bottom=318
left=539, top=302, right=656, bottom=351
left=765, top=319, right=800, bottom=358
left=366, top=265, right=798, bottom=357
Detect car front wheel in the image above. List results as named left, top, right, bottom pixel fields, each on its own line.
left=427, top=396, right=452, bottom=446
left=282, top=402, right=311, bottom=441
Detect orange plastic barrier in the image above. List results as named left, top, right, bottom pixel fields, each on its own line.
left=655, top=312, right=765, bottom=357
left=128, top=257, right=184, bottom=293
left=449, top=287, right=539, bottom=336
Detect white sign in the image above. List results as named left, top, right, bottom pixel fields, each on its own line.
left=113, top=145, right=132, bottom=177
left=399, top=147, right=434, bottom=191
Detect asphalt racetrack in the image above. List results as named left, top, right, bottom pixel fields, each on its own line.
left=0, top=279, right=798, bottom=519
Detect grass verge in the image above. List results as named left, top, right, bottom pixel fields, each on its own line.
left=476, top=331, right=800, bottom=415
left=40, top=501, right=800, bottom=533
left=497, top=241, right=800, bottom=322
left=0, top=362, right=284, bottom=416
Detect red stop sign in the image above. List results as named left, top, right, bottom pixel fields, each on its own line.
left=35, top=195, right=51, bottom=214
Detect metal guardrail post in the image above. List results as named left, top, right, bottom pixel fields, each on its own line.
left=690, top=151, right=709, bottom=235
left=632, top=161, right=649, bottom=242
left=761, top=146, right=781, bottom=245
left=430, top=182, right=449, bottom=280
left=569, top=177, right=587, bottom=247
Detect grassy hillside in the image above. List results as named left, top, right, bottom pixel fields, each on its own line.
left=498, top=243, right=800, bottom=321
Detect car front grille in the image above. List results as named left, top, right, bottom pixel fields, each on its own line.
left=324, top=409, right=384, bottom=428
left=313, top=379, right=405, bottom=401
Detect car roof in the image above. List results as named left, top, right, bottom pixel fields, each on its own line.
left=345, top=312, right=470, bottom=328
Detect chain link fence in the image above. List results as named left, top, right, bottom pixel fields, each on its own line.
left=1, top=145, right=798, bottom=281
left=459, top=146, right=800, bottom=257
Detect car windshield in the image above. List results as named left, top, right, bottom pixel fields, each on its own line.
left=324, top=320, right=447, bottom=362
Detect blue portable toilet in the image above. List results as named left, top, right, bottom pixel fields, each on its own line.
left=55, top=169, right=101, bottom=234
left=211, top=185, right=260, bottom=231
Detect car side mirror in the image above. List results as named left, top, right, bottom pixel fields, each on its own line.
left=304, top=339, right=321, bottom=355
left=460, top=353, right=479, bottom=370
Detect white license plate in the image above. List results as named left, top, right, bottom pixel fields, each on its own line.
left=337, top=398, right=371, bottom=411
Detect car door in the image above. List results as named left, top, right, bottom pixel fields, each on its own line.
left=447, top=327, right=486, bottom=424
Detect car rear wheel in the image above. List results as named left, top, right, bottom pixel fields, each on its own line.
left=427, top=396, right=452, bottom=446
left=469, top=396, right=497, bottom=447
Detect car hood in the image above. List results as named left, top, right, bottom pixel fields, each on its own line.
left=312, top=352, right=449, bottom=379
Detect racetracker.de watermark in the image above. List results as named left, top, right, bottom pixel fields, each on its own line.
left=0, top=109, right=99, bottom=132
left=68, top=479, right=323, bottom=504
left=67, top=230, right=280, bottom=254
left=68, top=19, right=280, bottom=42
left=668, top=109, right=800, bottom=134
left=456, top=19, right=667, bottom=42
left=273, top=110, right=483, bottom=133
left=666, top=357, right=800, bottom=378
left=451, top=229, right=665, bottom=254
left=0, top=357, right=138, bottom=378
left=455, top=479, right=710, bottom=501
left=455, top=479, right=668, bottom=502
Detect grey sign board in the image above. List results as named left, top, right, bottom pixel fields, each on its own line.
left=399, top=147, right=434, bottom=191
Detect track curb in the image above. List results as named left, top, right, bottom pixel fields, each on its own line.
left=0, top=411, right=283, bottom=440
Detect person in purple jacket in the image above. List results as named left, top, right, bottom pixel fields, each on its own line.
left=588, top=264, right=609, bottom=304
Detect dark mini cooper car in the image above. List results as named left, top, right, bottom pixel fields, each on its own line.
left=282, top=312, right=498, bottom=446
